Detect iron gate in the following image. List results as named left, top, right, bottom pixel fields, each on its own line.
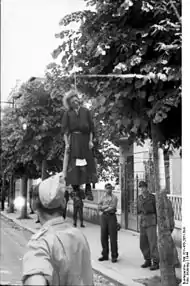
left=121, top=160, right=144, bottom=232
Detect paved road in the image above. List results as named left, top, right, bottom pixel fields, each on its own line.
left=0, top=215, right=31, bottom=285
left=0, top=214, right=121, bottom=286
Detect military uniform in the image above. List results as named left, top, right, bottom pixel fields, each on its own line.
left=22, top=173, right=93, bottom=286
left=23, top=217, right=93, bottom=285
left=98, top=192, right=118, bottom=261
left=137, top=192, right=159, bottom=267
left=73, top=190, right=85, bottom=227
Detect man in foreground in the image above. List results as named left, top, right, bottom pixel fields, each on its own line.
left=137, top=180, right=159, bottom=271
left=22, top=173, right=93, bottom=286
left=98, top=183, right=118, bottom=263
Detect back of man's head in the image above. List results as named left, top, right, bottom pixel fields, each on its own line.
left=32, top=174, right=66, bottom=216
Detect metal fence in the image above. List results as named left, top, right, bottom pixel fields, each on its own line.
left=85, top=186, right=182, bottom=222
left=167, top=194, right=182, bottom=221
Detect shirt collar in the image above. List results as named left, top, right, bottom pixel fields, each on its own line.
left=43, top=216, right=64, bottom=228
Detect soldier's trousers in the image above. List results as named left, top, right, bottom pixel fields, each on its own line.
left=73, top=205, right=83, bottom=224
left=100, top=213, right=118, bottom=259
left=140, top=225, right=159, bottom=263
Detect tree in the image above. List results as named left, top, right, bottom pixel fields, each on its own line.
left=13, top=78, right=65, bottom=176
left=50, top=1, right=181, bottom=285
left=97, top=140, right=119, bottom=182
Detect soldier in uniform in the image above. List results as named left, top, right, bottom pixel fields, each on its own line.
left=98, top=183, right=118, bottom=263
left=72, top=189, right=85, bottom=228
left=22, top=173, right=93, bottom=286
left=137, top=181, right=159, bottom=270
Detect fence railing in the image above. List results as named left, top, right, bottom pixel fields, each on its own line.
left=83, top=188, right=182, bottom=222
left=167, top=194, right=182, bottom=221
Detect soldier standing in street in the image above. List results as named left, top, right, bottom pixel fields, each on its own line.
left=72, top=189, right=85, bottom=228
left=137, top=181, right=159, bottom=270
left=22, top=173, right=93, bottom=286
left=98, top=183, right=118, bottom=263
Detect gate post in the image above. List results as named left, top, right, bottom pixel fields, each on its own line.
left=117, top=137, right=134, bottom=229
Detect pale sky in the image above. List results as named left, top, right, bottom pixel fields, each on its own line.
left=1, top=0, right=86, bottom=102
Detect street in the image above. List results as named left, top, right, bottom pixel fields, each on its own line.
left=0, top=214, right=120, bottom=286
left=0, top=215, right=31, bottom=285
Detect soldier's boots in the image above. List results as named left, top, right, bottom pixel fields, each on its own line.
left=98, top=256, right=109, bottom=261
left=141, top=260, right=151, bottom=268
left=73, top=222, right=85, bottom=228
left=150, top=262, right=159, bottom=271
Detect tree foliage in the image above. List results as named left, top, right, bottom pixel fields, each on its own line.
left=50, top=0, right=181, bottom=149
left=1, top=79, right=64, bottom=179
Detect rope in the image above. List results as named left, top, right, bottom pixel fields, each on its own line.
left=71, top=13, right=77, bottom=92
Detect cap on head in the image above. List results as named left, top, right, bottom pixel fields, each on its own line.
left=38, top=173, right=65, bottom=209
left=105, top=183, right=113, bottom=190
left=138, top=181, right=148, bottom=188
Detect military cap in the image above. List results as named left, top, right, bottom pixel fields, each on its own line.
left=138, top=181, right=148, bottom=188
left=38, top=173, right=66, bottom=209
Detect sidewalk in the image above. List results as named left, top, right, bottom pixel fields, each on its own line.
left=1, top=209, right=181, bottom=286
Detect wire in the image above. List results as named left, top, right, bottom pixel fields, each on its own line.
left=58, top=73, right=146, bottom=79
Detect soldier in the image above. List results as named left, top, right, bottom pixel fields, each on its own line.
left=62, top=189, right=70, bottom=219
left=137, top=181, right=159, bottom=270
left=72, top=189, right=85, bottom=228
left=22, top=173, right=93, bottom=286
left=98, top=183, right=118, bottom=263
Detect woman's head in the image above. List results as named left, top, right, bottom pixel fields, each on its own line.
left=63, top=90, right=80, bottom=110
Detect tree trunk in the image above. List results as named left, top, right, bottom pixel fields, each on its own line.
left=164, top=151, right=171, bottom=194
left=19, top=175, right=28, bottom=219
left=151, top=123, right=177, bottom=286
left=1, top=174, right=6, bottom=211
left=41, top=160, right=49, bottom=181
left=7, top=174, right=15, bottom=213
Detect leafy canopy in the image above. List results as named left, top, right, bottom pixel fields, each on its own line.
left=49, top=0, right=181, bottom=148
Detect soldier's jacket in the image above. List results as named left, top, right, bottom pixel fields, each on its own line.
left=73, top=196, right=83, bottom=207
left=22, top=217, right=93, bottom=286
left=137, top=193, right=157, bottom=228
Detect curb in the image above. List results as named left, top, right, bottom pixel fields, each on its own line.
left=1, top=211, right=36, bottom=234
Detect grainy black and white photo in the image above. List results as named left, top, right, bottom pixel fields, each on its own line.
left=1, top=0, right=185, bottom=285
